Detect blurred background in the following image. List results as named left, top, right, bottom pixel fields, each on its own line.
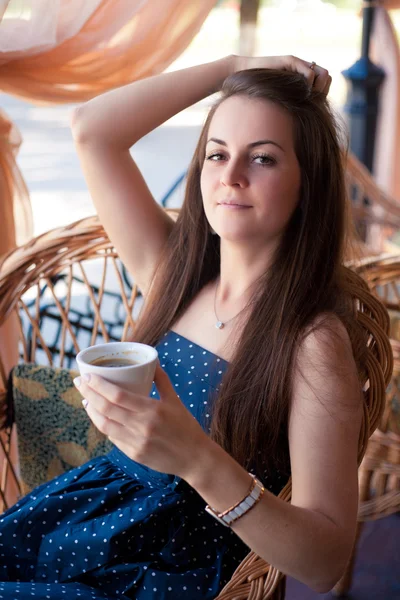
left=1, top=7, right=400, bottom=599
left=2, top=0, right=394, bottom=237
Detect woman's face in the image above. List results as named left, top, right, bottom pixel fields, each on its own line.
left=200, top=95, right=301, bottom=245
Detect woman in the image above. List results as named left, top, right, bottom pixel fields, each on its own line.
left=0, top=55, right=364, bottom=599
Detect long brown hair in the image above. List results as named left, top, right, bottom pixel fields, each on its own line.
left=133, top=69, right=366, bottom=476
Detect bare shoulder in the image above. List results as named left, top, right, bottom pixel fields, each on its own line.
left=299, top=312, right=353, bottom=358
left=292, top=312, right=363, bottom=417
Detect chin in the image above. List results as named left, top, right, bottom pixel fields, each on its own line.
left=217, top=228, right=256, bottom=243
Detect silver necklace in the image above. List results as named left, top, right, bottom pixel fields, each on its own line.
left=213, top=278, right=251, bottom=330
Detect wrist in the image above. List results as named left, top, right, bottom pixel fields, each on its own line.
left=203, top=55, right=236, bottom=96
left=181, top=436, right=219, bottom=489
left=226, top=54, right=239, bottom=76
left=230, top=55, right=277, bottom=75
left=231, top=54, right=247, bottom=73
left=219, top=54, right=237, bottom=81
left=183, top=438, right=253, bottom=514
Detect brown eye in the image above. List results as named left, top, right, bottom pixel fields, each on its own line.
left=205, top=153, right=226, bottom=162
left=252, top=154, right=276, bottom=166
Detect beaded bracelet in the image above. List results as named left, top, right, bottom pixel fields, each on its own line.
left=205, top=474, right=265, bottom=527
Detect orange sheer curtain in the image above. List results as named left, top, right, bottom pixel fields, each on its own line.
left=0, top=0, right=217, bottom=259
left=0, top=0, right=217, bottom=507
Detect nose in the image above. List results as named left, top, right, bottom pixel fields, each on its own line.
left=220, top=159, right=248, bottom=188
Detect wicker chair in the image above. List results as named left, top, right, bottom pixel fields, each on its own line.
left=333, top=254, right=400, bottom=597
left=345, top=153, right=400, bottom=254
left=0, top=214, right=392, bottom=600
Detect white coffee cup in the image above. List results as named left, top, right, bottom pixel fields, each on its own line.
left=76, top=342, right=158, bottom=396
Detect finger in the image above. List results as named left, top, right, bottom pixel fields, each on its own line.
left=108, top=436, right=148, bottom=464
left=78, top=382, right=134, bottom=424
left=322, top=75, right=332, bottom=96
left=272, top=55, right=316, bottom=87
left=283, top=56, right=331, bottom=93
left=108, top=436, right=132, bottom=456
left=311, top=66, right=331, bottom=93
left=153, top=363, right=177, bottom=401
left=74, top=374, right=150, bottom=412
left=107, top=434, right=153, bottom=468
left=85, top=400, right=132, bottom=442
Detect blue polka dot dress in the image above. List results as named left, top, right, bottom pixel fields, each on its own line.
left=0, top=331, right=288, bottom=599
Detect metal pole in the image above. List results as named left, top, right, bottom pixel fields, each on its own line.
left=341, top=1, right=385, bottom=173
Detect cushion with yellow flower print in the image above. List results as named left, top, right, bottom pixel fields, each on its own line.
left=12, top=364, right=112, bottom=495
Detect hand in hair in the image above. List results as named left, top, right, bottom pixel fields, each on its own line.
left=233, top=54, right=332, bottom=95
left=74, top=364, right=211, bottom=479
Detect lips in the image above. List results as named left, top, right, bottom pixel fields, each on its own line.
left=218, top=201, right=252, bottom=208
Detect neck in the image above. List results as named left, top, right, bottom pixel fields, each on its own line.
left=213, top=238, right=277, bottom=329
left=218, top=238, right=276, bottom=302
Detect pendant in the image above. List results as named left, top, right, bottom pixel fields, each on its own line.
left=215, top=321, right=225, bottom=330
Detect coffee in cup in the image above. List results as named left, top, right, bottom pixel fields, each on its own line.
left=90, top=357, right=140, bottom=368
left=76, top=342, right=158, bottom=396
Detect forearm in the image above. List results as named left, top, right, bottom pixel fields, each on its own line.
left=185, top=441, right=354, bottom=593
left=72, top=55, right=235, bottom=148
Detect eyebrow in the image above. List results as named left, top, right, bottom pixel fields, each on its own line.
left=206, top=137, right=285, bottom=152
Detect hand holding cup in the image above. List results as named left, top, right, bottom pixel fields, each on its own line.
left=74, top=341, right=211, bottom=478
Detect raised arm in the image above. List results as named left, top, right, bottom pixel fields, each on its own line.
left=70, top=56, right=235, bottom=295
left=71, top=55, right=329, bottom=295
